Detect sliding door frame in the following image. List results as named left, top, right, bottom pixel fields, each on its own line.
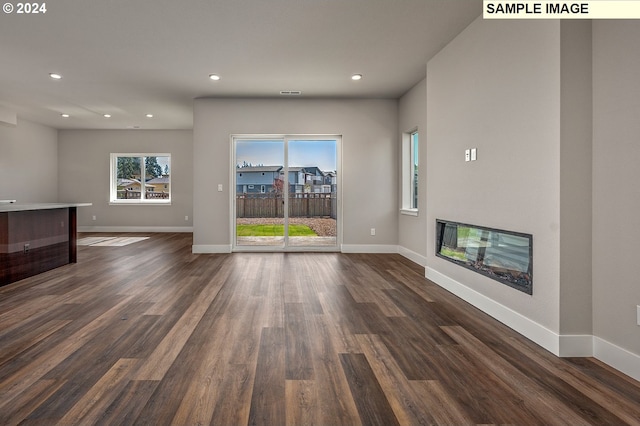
left=230, top=134, right=342, bottom=252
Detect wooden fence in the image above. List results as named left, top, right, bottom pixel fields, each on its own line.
left=236, top=193, right=336, bottom=219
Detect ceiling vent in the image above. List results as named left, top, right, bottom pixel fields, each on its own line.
left=279, top=90, right=302, bottom=96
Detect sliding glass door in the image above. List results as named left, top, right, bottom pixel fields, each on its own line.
left=235, top=138, right=285, bottom=248
left=233, top=135, right=339, bottom=251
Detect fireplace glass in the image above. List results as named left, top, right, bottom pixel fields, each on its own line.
left=436, top=220, right=533, bottom=294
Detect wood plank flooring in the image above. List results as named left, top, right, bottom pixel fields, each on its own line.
left=1, top=232, right=639, bottom=425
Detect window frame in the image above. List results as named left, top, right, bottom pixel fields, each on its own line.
left=110, top=153, right=172, bottom=205
left=401, top=129, right=419, bottom=215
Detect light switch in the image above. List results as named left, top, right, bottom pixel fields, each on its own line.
left=465, top=149, right=471, bottom=162
left=218, top=184, right=223, bottom=192
left=471, top=148, right=477, bottom=161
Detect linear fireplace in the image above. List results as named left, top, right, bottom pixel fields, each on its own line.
left=436, top=219, right=533, bottom=294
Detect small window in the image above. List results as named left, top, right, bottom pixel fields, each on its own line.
left=110, top=153, right=171, bottom=204
left=411, top=131, right=418, bottom=209
left=401, top=130, right=419, bottom=213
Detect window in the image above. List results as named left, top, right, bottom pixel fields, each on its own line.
left=110, top=153, right=171, bottom=203
left=401, top=129, right=419, bottom=214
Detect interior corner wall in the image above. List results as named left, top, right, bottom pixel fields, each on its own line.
left=425, top=17, right=562, bottom=334
left=398, top=78, right=427, bottom=263
left=593, top=21, right=640, bottom=359
left=0, top=118, right=58, bottom=203
left=192, top=98, right=398, bottom=250
left=559, top=21, right=593, bottom=337
left=57, top=130, right=194, bottom=230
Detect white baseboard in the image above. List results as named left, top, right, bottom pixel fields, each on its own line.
left=426, top=267, right=561, bottom=356
left=78, top=226, right=193, bottom=233
left=341, top=244, right=399, bottom=254
left=398, top=246, right=427, bottom=266
left=425, top=267, right=640, bottom=382
left=594, top=337, right=640, bottom=382
left=192, top=244, right=232, bottom=254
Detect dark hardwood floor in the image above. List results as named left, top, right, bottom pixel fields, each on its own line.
left=1, top=233, right=639, bottom=425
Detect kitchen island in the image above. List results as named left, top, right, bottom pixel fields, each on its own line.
left=0, top=203, right=91, bottom=286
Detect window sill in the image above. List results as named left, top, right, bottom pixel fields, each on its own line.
left=400, top=209, right=418, bottom=217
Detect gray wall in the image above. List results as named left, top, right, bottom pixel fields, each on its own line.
left=0, top=119, right=58, bottom=203
left=193, top=98, right=398, bottom=249
left=398, top=79, right=427, bottom=262
left=593, top=21, right=640, bottom=356
left=58, top=130, right=193, bottom=230
left=559, top=21, right=593, bottom=336
left=426, top=18, right=562, bottom=331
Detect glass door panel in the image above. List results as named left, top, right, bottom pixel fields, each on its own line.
left=235, top=139, right=285, bottom=248
left=233, top=136, right=339, bottom=251
left=287, top=139, right=338, bottom=248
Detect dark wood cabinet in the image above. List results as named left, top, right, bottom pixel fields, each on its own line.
left=0, top=204, right=88, bottom=286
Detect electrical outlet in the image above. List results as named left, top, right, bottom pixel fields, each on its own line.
left=92, top=215, right=96, bottom=221
left=465, top=149, right=471, bottom=162
left=24, top=243, right=30, bottom=253
left=218, top=184, right=223, bottom=192
left=370, top=228, right=376, bottom=236
left=185, top=215, right=189, bottom=221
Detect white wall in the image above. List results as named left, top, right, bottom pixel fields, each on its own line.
left=192, top=98, right=398, bottom=251
left=593, top=21, right=640, bottom=361
left=58, top=130, right=193, bottom=231
left=426, top=18, right=561, bottom=333
left=398, top=79, right=427, bottom=264
left=0, top=119, right=58, bottom=203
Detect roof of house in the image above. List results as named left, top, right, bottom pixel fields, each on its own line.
left=147, top=177, right=170, bottom=184
left=117, top=178, right=139, bottom=186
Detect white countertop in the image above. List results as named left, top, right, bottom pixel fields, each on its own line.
left=0, top=202, right=92, bottom=213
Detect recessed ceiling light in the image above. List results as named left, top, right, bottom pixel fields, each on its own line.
left=103, top=114, right=111, bottom=118
left=145, top=114, right=154, bottom=118
left=351, top=74, right=363, bottom=81
left=49, top=73, right=62, bottom=80
left=209, top=74, right=221, bottom=81
left=61, top=113, right=70, bottom=118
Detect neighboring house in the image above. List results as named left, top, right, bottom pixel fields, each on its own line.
left=147, top=176, right=171, bottom=194
left=236, top=166, right=283, bottom=194
left=237, top=165, right=334, bottom=195
left=288, top=167, right=306, bottom=194
left=116, top=178, right=154, bottom=199
left=288, top=167, right=332, bottom=195
left=325, top=171, right=337, bottom=193
left=116, top=178, right=153, bottom=192
left=117, top=177, right=169, bottom=199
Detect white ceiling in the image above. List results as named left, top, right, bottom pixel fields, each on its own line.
left=0, top=0, right=481, bottom=130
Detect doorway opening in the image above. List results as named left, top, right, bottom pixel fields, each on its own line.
left=232, top=135, right=341, bottom=251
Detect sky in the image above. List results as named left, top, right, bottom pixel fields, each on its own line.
left=235, top=139, right=337, bottom=171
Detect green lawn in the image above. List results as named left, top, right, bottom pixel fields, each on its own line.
left=236, top=224, right=317, bottom=237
